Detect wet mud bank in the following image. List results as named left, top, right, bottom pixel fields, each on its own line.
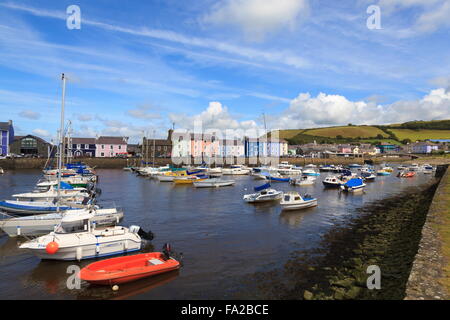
left=243, top=172, right=446, bottom=300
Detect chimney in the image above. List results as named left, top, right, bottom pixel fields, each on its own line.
left=8, top=120, right=12, bottom=126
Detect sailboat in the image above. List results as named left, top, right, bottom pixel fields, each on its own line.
left=0, top=206, right=123, bottom=237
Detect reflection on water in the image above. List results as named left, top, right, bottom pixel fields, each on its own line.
left=0, top=167, right=436, bottom=299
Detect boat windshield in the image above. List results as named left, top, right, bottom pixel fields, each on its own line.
left=55, top=219, right=89, bottom=234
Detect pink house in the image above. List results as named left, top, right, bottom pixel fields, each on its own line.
left=338, top=144, right=352, bottom=154
left=190, top=133, right=220, bottom=158
left=95, top=136, right=128, bottom=157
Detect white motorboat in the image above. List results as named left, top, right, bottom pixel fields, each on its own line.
left=19, top=213, right=154, bottom=261
left=280, top=192, right=318, bottom=211
left=0, top=207, right=123, bottom=237
left=322, top=175, right=344, bottom=187
left=340, top=178, right=366, bottom=193
left=409, top=163, right=420, bottom=171
left=290, top=176, right=316, bottom=186
left=193, top=178, right=235, bottom=188
left=243, top=183, right=283, bottom=203
left=303, top=169, right=320, bottom=176
left=222, top=165, right=251, bottom=175
left=420, top=164, right=434, bottom=173
left=276, top=162, right=302, bottom=176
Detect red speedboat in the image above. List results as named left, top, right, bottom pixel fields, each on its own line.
left=79, top=246, right=181, bottom=285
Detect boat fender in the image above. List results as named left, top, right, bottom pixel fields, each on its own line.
left=76, top=247, right=83, bottom=261
left=46, top=241, right=59, bottom=254
left=124, top=240, right=128, bottom=250
left=17, top=226, right=21, bottom=236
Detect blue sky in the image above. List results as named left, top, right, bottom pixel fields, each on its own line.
left=0, top=0, right=449, bottom=142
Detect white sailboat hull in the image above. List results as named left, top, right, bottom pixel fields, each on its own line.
left=0, top=208, right=123, bottom=237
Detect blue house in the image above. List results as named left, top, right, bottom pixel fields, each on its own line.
left=0, top=120, right=14, bottom=156
left=245, top=137, right=283, bottom=157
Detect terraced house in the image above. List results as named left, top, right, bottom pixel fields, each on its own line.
left=95, top=136, right=128, bottom=158
left=66, top=137, right=97, bottom=158
left=0, top=120, right=14, bottom=156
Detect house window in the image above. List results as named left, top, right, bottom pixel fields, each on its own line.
left=77, top=144, right=81, bottom=149
left=84, top=144, right=89, bottom=149
left=158, top=146, right=161, bottom=151
left=21, top=137, right=37, bottom=148
left=118, top=145, right=121, bottom=150
left=101, top=145, right=104, bottom=149
left=110, top=145, right=113, bottom=149
left=101, top=152, right=104, bottom=156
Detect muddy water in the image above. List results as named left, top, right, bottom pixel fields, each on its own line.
left=0, top=168, right=436, bottom=299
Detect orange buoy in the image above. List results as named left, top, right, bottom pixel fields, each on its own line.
left=46, top=241, right=59, bottom=254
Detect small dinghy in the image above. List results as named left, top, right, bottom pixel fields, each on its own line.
left=79, top=244, right=181, bottom=285
left=243, top=183, right=283, bottom=203
left=280, top=192, right=318, bottom=211
left=0, top=167, right=4, bottom=174
left=340, top=178, right=366, bottom=193
left=397, top=171, right=416, bottom=178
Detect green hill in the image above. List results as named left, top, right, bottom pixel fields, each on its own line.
left=269, top=120, right=450, bottom=145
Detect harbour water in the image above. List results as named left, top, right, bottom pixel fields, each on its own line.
left=0, top=168, right=436, bottom=299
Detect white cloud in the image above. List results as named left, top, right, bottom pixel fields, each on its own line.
left=384, top=88, right=450, bottom=122
left=77, top=114, right=93, bottom=122
left=169, top=101, right=260, bottom=133
left=273, top=92, right=383, bottom=129
left=126, top=105, right=161, bottom=120
left=203, top=0, right=309, bottom=41
left=32, top=128, right=50, bottom=137
left=19, top=110, right=41, bottom=120
left=271, top=88, right=450, bottom=129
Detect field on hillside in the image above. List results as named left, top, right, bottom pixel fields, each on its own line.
left=390, top=129, right=450, bottom=141
left=270, top=129, right=306, bottom=140
left=303, top=126, right=388, bottom=138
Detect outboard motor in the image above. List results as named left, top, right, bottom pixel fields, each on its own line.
left=137, top=228, right=154, bottom=241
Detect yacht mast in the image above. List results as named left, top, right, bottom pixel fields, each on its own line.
left=57, top=73, right=66, bottom=211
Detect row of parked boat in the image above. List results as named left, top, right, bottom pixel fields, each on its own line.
left=0, top=75, right=182, bottom=287
left=240, top=162, right=435, bottom=211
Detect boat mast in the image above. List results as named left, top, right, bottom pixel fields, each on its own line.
left=57, top=73, right=66, bottom=212
left=153, top=129, right=156, bottom=168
